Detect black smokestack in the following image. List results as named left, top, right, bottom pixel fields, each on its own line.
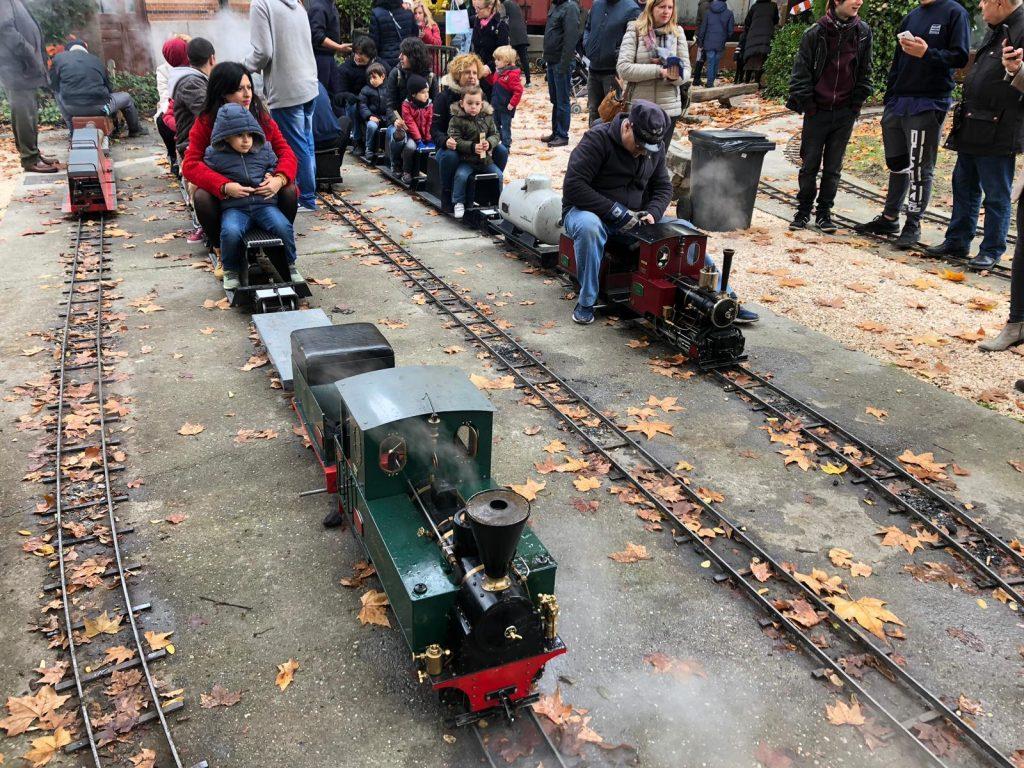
left=465, top=489, right=530, bottom=587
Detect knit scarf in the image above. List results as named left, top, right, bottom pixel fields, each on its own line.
left=644, top=25, right=679, bottom=58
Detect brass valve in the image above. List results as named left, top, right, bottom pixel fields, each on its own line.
left=504, top=625, right=523, bottom=642
left=538, top=594, right=560, bottom=641
left=412, top=643, right=449, bottom=678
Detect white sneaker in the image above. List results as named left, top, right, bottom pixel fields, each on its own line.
left=453, top=203, right=465, bottom=219
left=297, top=204, right=316, bottom=213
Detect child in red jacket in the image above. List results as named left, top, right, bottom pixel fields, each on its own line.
left=397, top=73, right=434, bottom=184
left=487, top=46, right=523, bottom=148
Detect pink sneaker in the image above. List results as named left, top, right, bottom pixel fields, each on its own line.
left=186, top=226, right=205, bottom=244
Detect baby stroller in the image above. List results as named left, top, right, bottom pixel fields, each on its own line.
left=570, top=52, right=588, bottom=114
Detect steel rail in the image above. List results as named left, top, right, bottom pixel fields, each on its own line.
left=473, top=709, right=569, bottom=768
left=52, top=216, right=186, bottom=766
left=320, top=191, right=1016, bottom=768
left=713, top=366, right=1024, bottom=601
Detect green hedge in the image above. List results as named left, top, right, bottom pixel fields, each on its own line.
left=763, top=0, right=980, bottom=105
left=1, top=72, right=158, bottom=127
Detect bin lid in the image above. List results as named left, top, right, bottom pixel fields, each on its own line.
left=689, top=129, right=776, bottom=154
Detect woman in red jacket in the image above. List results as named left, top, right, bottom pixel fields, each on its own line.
left=182, top=62, right=299, bottom=254
left=414, top=2, right=442, bottom=46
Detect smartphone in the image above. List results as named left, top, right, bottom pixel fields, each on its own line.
left=897, top=30, right=914, bottom=41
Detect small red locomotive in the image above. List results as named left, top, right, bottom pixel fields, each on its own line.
left=64, top=116, right=117, bottom=215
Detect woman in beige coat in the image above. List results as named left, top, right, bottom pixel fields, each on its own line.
left=616, top=0, right=691, bottom=141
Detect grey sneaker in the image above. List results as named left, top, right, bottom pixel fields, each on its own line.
left=288, top=266, right=303, bottom=283
left=978, top=321, right=1024, bottom=352
left=893, top=222, right=921, bottom=250
left=223, top=270, right=240, bottom=290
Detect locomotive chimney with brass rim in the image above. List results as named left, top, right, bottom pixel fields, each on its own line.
left=465, top=489, right=531, bottom=592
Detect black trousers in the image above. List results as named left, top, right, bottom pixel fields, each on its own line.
left=514, top=44, right=531, bottom=84
left=796, top=106, right=856, bottom=217
left=156, top=114, right=177, bottom=164
left=194, top=185, right=298, bottom=244
left=1011, top=197, right=1024, bottom=323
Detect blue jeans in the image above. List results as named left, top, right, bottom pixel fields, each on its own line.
left=435, top=144, right=509, bottom=206
left=365, top=118, right=383, bottom=155
left=495, top=108, right=514, bottom=148
left=546, top=64, right=571, bottom=140
left=943, top=152, right=1014, bottom=260
left=451, top=33, right=471, bottom=54
left=271, top=100, right=317, bottom=209
left=563, top=208, right=725, bottom=308
left=220, top=204, right=297, bottom=273
left=704, top=49, right=722, bottom=87
left=346, top=103, right=362, bottom=144
left=453, top=161, right=503, bottom=205
left=386, top=124, right=404, bottom=168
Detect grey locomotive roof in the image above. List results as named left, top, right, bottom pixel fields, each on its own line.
left=335, top=365, right=495, bottom=431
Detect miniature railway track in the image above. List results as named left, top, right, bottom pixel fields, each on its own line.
left=712, top=365, right=1024, bottom=603
left=474, top=709, right=568, bottom=768
left=321, top=190, right=1018, bottom=768
left=47, top=215, right=196, bottom=766
left=757, top=179, right=1014, bottom=280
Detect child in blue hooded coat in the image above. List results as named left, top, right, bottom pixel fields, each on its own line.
left=203, top=103, right=299, bottom=289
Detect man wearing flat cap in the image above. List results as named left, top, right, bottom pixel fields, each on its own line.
left=561, top=100, right=758, bottom=325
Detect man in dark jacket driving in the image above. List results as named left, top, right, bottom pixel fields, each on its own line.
left=51, top=39, right=146, bottom=136
left=583, top=0, right=641, bottom=124
left=787, top=0, right=871, bottom=233
left=562, top=100, right=758, bottom=325
left=0, top=0, right=57, bottom=172
left=925, top=0, right=1024, bottom=270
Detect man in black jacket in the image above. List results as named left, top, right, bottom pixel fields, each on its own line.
left=925, top=0, right=1024, bottom=270
left=308, top=0, right=351, bottom=92
left=51, top=39, right=146, bottom=136
left=562, top=101, right=758, bottom=325
left=786, top=0, right=871, bottom=232
left=854, top=0, right=970, bottom=247
left=542, top=0, right=580, bottom=146
left=583, top=0, right=640, bottom=124
left=0, top=0, right=57, bottom=172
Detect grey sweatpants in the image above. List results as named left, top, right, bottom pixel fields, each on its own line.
left=880, top=108, right=946, bottom=224
left=58, top=91, right=142, bottom=133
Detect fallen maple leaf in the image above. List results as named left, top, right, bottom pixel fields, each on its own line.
left=865, top=406, right=887, bottom=421
left=821, top=462, right=847, bottom=475
left=21, top=727, right=71, bottom=768
left=543, top=439, right=566, bottom=454
left=83, top=611, right=122, bottom=639
left=165, top=513, right=187, bottom=525
left=33, top=661, right=67, bottom=686
left=826, top=698, right=866, bottom=726
left=469, top=373, right=516, bottom=390
left=643, top=652, right=707, bottom=680
left=778, top=277, right=807, bottom=288
left=829, top=548, right=853, bottom=568
left=850, top=562, right=873, bottom=578
left=275, top=658, right=300, bottom=690
left=104, top=646, right=135, bottom=665
left=200, top=684, right=242, bottom=708
left=876, top=525, right=924, bottom=554
left=533, top=686, right=572, bottom=725
left=573, top=476, right=601, bottom=492
left=0, top=687, right=70, bottom=737
left=646, top=395, right=684, bottom=412
left=177, top=422, right=205, bottom=436
left=508, top=478, right=545, bottom=501
left=827, top=595, right=904, bottom=639
left=358, top=589, right=391, bottom=628
left=779, top=447, right=814, bottom=471
left=145, top=630, right=174, bottom=651
left=128, top=749, right=157, bottom=768
left=697, top=487, right=725, bottom=504
left=750, top=560, right=772, bottom=582
left=624, top=418, right=674, bottom=440
left=609, top=542, right=652, bottom=563
left=939, top=269, right=966, bottom=283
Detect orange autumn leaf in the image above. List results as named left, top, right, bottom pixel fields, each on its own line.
left=275, top=658, right=300, bottom=690
left=609, top=542, right=652, bottom=563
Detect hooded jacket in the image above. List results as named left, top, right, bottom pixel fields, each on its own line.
left=617, top=21, right=691, bottom=117
left=504, top=0, right=529, bottom=47
left=740, top=0, right=779, bottom=59
left=244, top=0, right=319, bottom=110
left=787, top=11, right=871, bottom=114
left=488, top=65, right=524, bottom=113
left=448, top=100, right=500, bottom=166
left=543, top=0, right=581, bottom=73
left=562, top=112, right=672, bottom=220
left=0, top=0, right=47, bottom=90
left=50, top=48, right=111, bottom=107
left=370, top=0, right=418, bottom=69
left=385, top=65, right=437, bottom=121
left=401, top=97, right=434, bottom=142
left=697, top=0, right=734, bottom=53
left=182, top=108, right=297, bottom=200
left=584, top=0, right=641, bottom=74
left=203, top=104, right=280, bottom=209
left=171, top=68, right=209, bottom=154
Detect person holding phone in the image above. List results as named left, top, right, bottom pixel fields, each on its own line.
left=977, top=31, right=1024, bottom=352
left=924, top=0, right=1024, bottom=277
left=854, top=0, right=970, bottom=248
